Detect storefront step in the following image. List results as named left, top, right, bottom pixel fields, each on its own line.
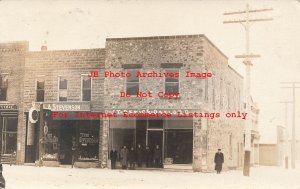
left=73, top=162, right=99, bottom=168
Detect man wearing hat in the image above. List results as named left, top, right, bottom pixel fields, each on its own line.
left=214, top=149, right=224, bottom=174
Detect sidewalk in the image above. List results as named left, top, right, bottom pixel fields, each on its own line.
left=4, top=162, right=300, bottom=189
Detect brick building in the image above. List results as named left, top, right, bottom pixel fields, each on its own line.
left=0, top=34, right=247, bottom=172
left=102, top=35, right=245, bottom=172
left=23, top=48, right=105, bottom=167
left=0, top=41, right=28, bottom=164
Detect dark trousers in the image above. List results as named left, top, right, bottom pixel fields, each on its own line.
left=154, top=158, right=161, bottom=168
left=111, top=160, right=116, bottom=169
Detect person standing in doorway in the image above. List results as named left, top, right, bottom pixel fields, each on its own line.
left=144, top=145, right=152, bottom=167
left=120, top=145, right=128, bottom=169
left=136, top=144, right=143, bottom=167
left=214, top=149, right=224, bottom=174
left=109, top=149, right=118, bottom=169
left=153, top=144, right=162, bottom=168
left=128, top=146, right=136, bottom=170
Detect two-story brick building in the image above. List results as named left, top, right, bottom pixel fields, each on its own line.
left=22, top=47, right=105, bottom=167
left=101, top=35, right=245, bottom=172
left=0, top=41, right=28, bottom=164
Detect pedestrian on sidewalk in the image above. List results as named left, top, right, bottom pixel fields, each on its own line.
left=214, top=149, right=224, bottom=174
left=120, top=145, right=128, bottom=169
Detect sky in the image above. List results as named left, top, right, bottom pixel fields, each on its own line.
left=0, top=0, right=299, bottom=143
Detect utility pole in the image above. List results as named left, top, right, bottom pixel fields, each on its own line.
left=281, top=82, right=300, bottom=169
left=223, top=4, right=273, bottom=176
left=280, top=101, right=292, bottom=169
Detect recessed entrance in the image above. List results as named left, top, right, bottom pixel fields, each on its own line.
left=109, top=118, right=193, bottom=167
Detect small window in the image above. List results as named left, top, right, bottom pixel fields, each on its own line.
left=126, top=69, right=139, bottom=96
left=212, top=78, right=216, bottom=109
left=59, top=77, right=68, bottom=101
left=220, top=78, right=223, bottom=109
left=0, top=74, right=8, bottom=101
left=227, top=85, right=230, bottom=111
left=165, top=69, right=179, bottom=93
left=82, top=76, right=91, bottom=101
left=36, top=77, right=45, bottom=102
left=204, top=68, right=208, bottom=102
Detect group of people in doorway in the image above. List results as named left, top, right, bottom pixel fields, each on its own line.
left=110, top=146, right=224, bottom=173
left=109, top=144, right=163, bottom=170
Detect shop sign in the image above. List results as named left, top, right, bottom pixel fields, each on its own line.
left=0, top=104, right=17, bottom=110
left=79, top=133, right=98, bottom=146
left=34, top=102, right=91, bottom=111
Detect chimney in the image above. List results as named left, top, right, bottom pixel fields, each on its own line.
left=41, top=45, right=47, bottom=51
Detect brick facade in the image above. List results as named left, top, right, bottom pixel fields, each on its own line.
left=103, top=35, right=245, bottom=172
left=0, top=41, right=28, bottom=164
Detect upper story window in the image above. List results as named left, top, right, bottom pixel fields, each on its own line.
left=82, top=75, right=91, bottom=101
left=36, top=76, right=45, bottom=102
left=212, top=78, right=216, bottom=109
left=164, top=69, right=179, bottom=93
left=227, top=85, right=230, bottom=111
left=58, top=76, right=68, bottom=101
left=204, top=68, right=209, bottom=102
left=220, top=78, right=223, bottom=109
left=0, top=74, right=8, bottom=101
left=125, top=69, right=139, bottom=96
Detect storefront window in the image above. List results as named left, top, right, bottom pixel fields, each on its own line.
left=43, top=120, right=99, bottom=163
left=109, top=118, right=193, bottom=166
left=78, top=122, right=99, bottom=161
left=2, top=117, right=17, bottom=155
left=0, top=74, right=8, bottom=101
left=109, top=119, right=136, bottom=152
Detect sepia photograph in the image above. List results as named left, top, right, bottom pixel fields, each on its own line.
left=0, top=0, right=299, bottom=188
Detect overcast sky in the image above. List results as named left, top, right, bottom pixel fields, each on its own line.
left=0, top=0, right=299, bottom=143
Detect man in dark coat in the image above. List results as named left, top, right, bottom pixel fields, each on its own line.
left=214, top=149, right=224, bottom=174
left=153, top=144, right=162, bottom=168
left=144, top=145, right=152, bottom=167
left=136, top=144, right=143, bottom=167
left=109, top=149, right=118, bottom=169
left=128, top=147, right=136, bottom=170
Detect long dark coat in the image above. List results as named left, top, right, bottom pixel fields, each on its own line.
left=214, top=152, right=224, bottom=171
left=110, top=150, right=118, bottom=161
left=136, top=147, right=143, bottom=164
left=128, top=149, right=136, bottom=162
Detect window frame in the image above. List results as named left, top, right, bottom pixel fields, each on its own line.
left=125, top=69, right=140, bottom=96
left=35, top=75, right=45, bottom=102
left=163, top=68, right=180, bottom=94
left=81, top=74, right=92, bottom=101
left=58, top=76, right=68, bottom=102
left=0, top=73, right=9, bottom=102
